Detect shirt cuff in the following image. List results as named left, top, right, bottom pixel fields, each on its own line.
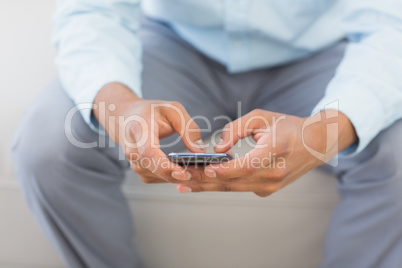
left=311, top=82, right=385, bottom=157
left=60, top=60, right=142, bottom=133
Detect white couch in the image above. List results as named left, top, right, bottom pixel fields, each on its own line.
left=0, top=1, right=339, bottom=267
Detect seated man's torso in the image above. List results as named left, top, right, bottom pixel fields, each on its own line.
left=142, top=0, right=344, bottom=72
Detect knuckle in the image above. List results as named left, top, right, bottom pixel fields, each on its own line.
left=125, top=149, right=138, bottom=161
left=256, top=192, right=270, bottom=198
left=252, top=109, right=264, bottom=116
left=171, top=101, right=184, bottom=111
left=159, top=170, right=173, bottom=181
left=191, top=186, right=202, bottom=192
left=201, top=170, right=216, bottom=182
left=244, top=165, right=256, bottom=176
left=264, top=184, right=280, bottom=194
left=189, top=122, right=201, bottom=132
left=217, top=170, right=230, bottom=181
left=221, top=184, right=232, bottom=192
left=225, top=177, right=236, bottom=183
left=140, top=176, right=159, bottom=184
left=223, top=123, right=232, bottom=131
left=137, top=173, right=152, bottom=183
left=124, top=151, right=132, bottom=161
left=138, top=150, right=152, bottom=159
left=271, top=169, right=286, bottom=181
left=131, top=122, right=143, bottom=134
left=141, top=177, right=154, bottom=184
left=199, top=172, right=208, bottom=182
left=131, top=164, right=143, bottom=173
left=164, top=177, right=175, bottom=183
left=275, top=139, right=290, bottom=154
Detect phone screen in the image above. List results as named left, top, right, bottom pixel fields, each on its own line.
left=168, top=153, right=233, bottom=166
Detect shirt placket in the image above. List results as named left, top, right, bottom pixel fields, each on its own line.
left=223, top=0, right=249, bottom=71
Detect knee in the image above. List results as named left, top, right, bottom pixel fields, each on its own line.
left=12, top=111, right=67, bottom=198
left=12, top=93, right=123, bottom=204
left=11, top=86, right=85, bottom=200
left=360, top=119, right=402, bottom=178
left=335, top=119, right=402, bottom=196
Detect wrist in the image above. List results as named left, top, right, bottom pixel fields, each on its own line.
left=92, top=83, right=143, bottom=140
left=309, top=110, right=357, bottom=158
left=93, top=82, right=142, bottom=121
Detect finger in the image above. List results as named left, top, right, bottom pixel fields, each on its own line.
left=139, top=148, right=191, bottom=181
left=215, top=109, right=271, bottom=153
left=214, top=124, right=239, bottom=153
left=184, top=165, right=223, bottom=183
left=176, top=182, right=281, bottom=194
left=254, top=192, right=271, bottom=198
left=184, top=163, right=272, bottom=184
left=135, top=164, right=207, bottom=185
left=131, top=163, right=173, bottom=183
left=203, top=155, right=258, bottom=180
left=165, top=165, right=207, bottom=184
left=129, top=124, right=191, bottom=181
left=186, top=163, right=270, bottom=184
left=208, top=134, right=279, bottom=181
left=225, top=148, right=234, bottom=158
left=137, top=170, right=195, bottom=184
left=163, top=102, right=206, bottom=152
left=252, top=129, right=270, bottom=142
left=137, top=175, right=167, bottom=184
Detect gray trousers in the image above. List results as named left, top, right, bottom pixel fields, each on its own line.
left=12, top=17, right=402, bottom=268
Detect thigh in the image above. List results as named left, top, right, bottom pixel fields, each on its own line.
left=252, top=42, right=347, bottom=117
left=12, top=80, right=140, bottom=268
left=321, top=119, right=402, bottom=268
left=13, top=79, right=128, bottom=173
left=139, top=18, right=231, bottom=151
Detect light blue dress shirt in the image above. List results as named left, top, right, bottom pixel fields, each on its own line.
left=53, top=0, right=402, bottom=155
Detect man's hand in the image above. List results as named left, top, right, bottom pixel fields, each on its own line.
left=177, top=109, right=357, bottom=197
left=93, top=82, right=206, bottom=183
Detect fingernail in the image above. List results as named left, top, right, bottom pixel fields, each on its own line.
left=184, top=171, right=192, bottom=180
left=172, top=171, right=191, bottom=181
left=180, top=186, right=192, bottom=193
left=216, top=138, right=225, bottom=147
left=205, top=168, right=216, bottom=178
left=195, top=139, right=206, bottom=150
left=171, top=171, right=181, bottom=180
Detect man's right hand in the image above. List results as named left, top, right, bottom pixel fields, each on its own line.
left=93, top=82, right=206, bottom=183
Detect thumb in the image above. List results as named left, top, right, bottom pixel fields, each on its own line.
left=164, top=102, right=206, bottom=152
left=215, top=109, right=272, bottom=153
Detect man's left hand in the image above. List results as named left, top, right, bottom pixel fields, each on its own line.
left=177, top=109, right=357, bottom=197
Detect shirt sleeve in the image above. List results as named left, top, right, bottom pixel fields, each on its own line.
left=52, top=0, right=143, bottom=131
left=312, top=0, right=402, bottom=157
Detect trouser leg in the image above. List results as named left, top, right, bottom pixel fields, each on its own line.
left=11, top=17, right=231, bottom=268
left=12, top=80, right=139, bottom=268
left=242, top=41, right=402, bottom=267
left=320, top=120, right=402, bottom=268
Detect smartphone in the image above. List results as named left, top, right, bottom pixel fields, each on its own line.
left=168, top=153, right=233, bottom=166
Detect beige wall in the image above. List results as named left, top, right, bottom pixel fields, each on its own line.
left=0, top=1, right=339, bottom=267
left=0, top=1, right=62, bottom=267
left=0, top=0, right=57, bottom=179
